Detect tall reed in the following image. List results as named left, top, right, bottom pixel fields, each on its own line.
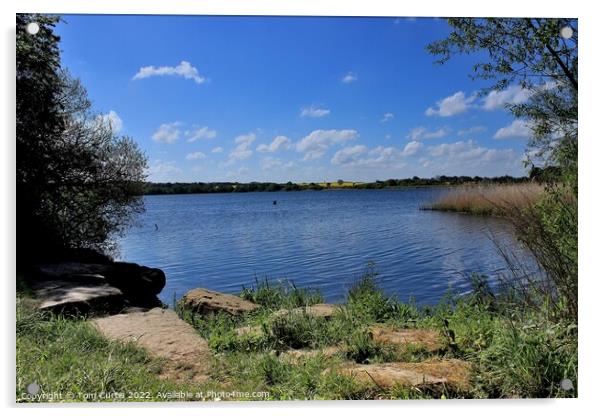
left=422, top=183, right=545, bottom=216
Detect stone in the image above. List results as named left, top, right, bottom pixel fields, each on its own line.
left=31, top=278, right=125, bottom=314
left=279, top=346, right=342, bottom=361
left=35, top=261, right=166, bottom=297
left=369, top=325, right=442, bottom=352
left=180, top=288, right=260, bottom=316
left=36, top=262, right=110, bottom=280
left=92, top=307, right=212, bottom=382
left=333, top=359, right=471, bottom=390
left=109, top=262, right=166, bottom=296
left=271, top=303, right=339, bottom=320
left=235, top=325, right=264, bottom=337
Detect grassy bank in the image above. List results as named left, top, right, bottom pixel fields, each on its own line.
left=16, top=269, right=577, bottom=401
left=179, top=273, right=577, bottom=399
left=422, top=183, right=545, bottom=216
left=16, top=297, right=222, bottom=402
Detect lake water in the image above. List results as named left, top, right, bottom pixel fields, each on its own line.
left=117, top=188, right=534, bottom=305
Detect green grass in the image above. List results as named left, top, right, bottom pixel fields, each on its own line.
left=239, top=277, right=324, bottom=310
left=16, top=268, right=577, bottom=401
left=16, top=297, right=223, bottom=402
left=179, top=270, right=577, bottom=399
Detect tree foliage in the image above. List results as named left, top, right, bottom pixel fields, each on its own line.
left=428, top=18, right=578, bottom=320
left=427, top=18, right=577, bottom=177
left=17, top=14, right=148, bottom=261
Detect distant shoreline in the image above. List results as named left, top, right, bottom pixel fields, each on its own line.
left=143, top=175, right=531, bottom=196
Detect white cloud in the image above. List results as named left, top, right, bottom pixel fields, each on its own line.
left=261, top=157, right=295, bottom=171
left=146, top=160, right=183, bottom=181
left=425, top=91, right=476, bottom=117
left=211, top=146, right=224, bottom=153
left=493, top=119, right=533, bottom=139
left=185, top=126, right=217, bottom=142
left=381, top=112, right=394, bottom=123
left=341, top=72, right=358, bottom=83
left=256, top=135, right=291, bottom=153
left=423, top=139, right=521, bottom=176
left=482, top=82, right=557, bottom=111
left=185, top=151, right=206, bottom=160
left=458, top=126, right=486, bottom=136
left=331, top=145, right=368, bottom=165
left=402, top=140, right=423, bottom=156
left=225, top=166, right=250, bottom=179
left=227, top=133, right=256, bottom=163
left=407, top=126, right=449, bottom=141
left=152, top=122, right=181, bottom=144
left=300, top=105, right=330, bottom=118
left=331, top=145, right=412, bottom=169
left=296, top=129, right=359, bottom=160
left=325, top=140, right=521, bottom=177
left=235, top=133, right=256, bottom=146
left=96, top=110, right=123, bottom=133
left=133, top=61, right=206, bottom=84
left=482, top=85, right=532, bottom=110
left=428, top=139, right=512, bottom=162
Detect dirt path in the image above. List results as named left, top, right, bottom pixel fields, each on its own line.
left=92, top=307, right=212, bottom=383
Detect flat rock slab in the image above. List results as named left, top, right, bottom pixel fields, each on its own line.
left=31, top=279, right=124, bottom=314
left=235, top=325, right=264, bottom=337
left=37, top=262, right=111, bottom=279
left=92, top=308, right=212, bottom=383
left=36, top=261, right=165, bottom=296
left=272, top=303, right=339, bottom=320
left=369, top=325, right=442, bottom=352
left=279, top=346, right=342, bottom=362
left=180, top=288, right=260, bottom=316
left=335, top=359, right=471, bottom=390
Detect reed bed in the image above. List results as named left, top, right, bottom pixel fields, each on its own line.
left=422, top=183, right=545, bottom=216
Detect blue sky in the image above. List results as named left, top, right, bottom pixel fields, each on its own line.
left=55, top=15, right=532, bottom=183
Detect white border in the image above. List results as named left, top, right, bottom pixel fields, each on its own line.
left=2, top=1, right=600, bottom=415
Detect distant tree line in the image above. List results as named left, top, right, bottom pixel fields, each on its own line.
left=143, top=175, right=533, bottom=195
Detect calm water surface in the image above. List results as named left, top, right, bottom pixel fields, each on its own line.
left=117, top=189, right=533, bottom=305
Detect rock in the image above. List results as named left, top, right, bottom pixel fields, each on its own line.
left=279, top=346, right=342, bottom=361
left=109, top=262, right=166, bottom=296
left=35, top=261, right=166, bottom=297
left=31, top=278, right=125, bottom=314
left=271, top=303, right=339, bottom=320
left=235, top=325, right=264, bottom=337
left=92, top=307, right=212, bottom=382
left=333, top=359, right=471, bottom=390
left=36, top=262, right=110, bottom=280
left=369, top=325, right=442, bottom=352
left=180, top=288, right=260, bottom=316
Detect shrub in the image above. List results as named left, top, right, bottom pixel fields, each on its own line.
left=474, top=319, right=577, bottom=398
left=269, top=312, right=333, bottom=350
left=17, top=14, right=147, bottom=261
left=505, top=183, right=577, bottom=321
left=343, top=330, right=396, bottom=364
left=346, top=267, right=404, bottom=323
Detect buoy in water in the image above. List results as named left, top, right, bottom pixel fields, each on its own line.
left=273, top=200, right=277, bottom=205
